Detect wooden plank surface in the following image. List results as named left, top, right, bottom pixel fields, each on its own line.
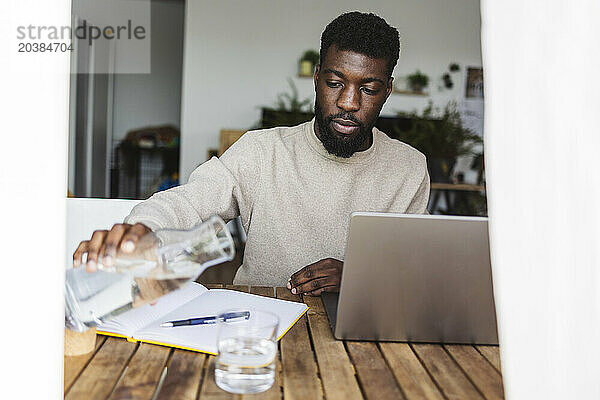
left=198, top=357, right=237, bottom=400
left=225, top=284, right=250, bottom=292
left=445, top=345, right=504, bottom=400
left=205, top=283, right=224, bottom=289
left=276, top=289, right=323, bottom=400
left=346, top=341, right=404, bottom=400
left=249, top=286, right=275, bottom=298
left=63, top=286, right=504, bottom=400
left=65, top=337, right=138, bottom=400
left=379, top=342, right=444, bottom=400
left=108, top=343, right=171, bottom=399
left=302, top=294, right=326, bottom=314
left=476, top=345, right=502, bottom=372
left=155, top=350, right=207, bottom=400
left=63, top=334, right=106, bottom=393
left=303, top=294, right=363, bottom=400
left=412, top=344, right=483, bottom=400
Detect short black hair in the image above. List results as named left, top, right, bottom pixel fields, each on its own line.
left=320, top=11, right=400, bottom=77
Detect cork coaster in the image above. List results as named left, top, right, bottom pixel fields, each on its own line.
left=64, top=327, right=96, bottom=356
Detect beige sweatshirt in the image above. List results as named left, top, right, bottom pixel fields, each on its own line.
left=125, top=120, right=430, bottom=286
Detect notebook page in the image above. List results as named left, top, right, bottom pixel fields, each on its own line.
left=135, top=289, right=308, bottom=354
left=97, top=281, right=208, bottom=337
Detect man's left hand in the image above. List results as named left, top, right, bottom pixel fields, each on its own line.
left=287, top=258, right=343, bottom=296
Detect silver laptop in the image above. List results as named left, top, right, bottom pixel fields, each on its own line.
left=322, top=212, right=498, bottom=345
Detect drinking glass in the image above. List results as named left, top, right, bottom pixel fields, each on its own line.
left=215, top=308, right=279, bottom=394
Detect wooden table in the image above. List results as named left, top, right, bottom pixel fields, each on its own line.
left=64, top=285, right=504, bottom=399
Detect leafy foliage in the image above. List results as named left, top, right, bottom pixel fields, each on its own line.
left=274, top=78, right=312, bottom=113
left=300, top=49, right=320, bottom=65
left=406, top=70, right=430, bottom=90
left=255, top=78, right=314, bottom=129
left=449, top=62, right=460, bottom=72
left=395, top=101, right=482, bottom=160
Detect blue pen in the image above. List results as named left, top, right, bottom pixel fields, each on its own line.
left=160, top=311, right=250, bottom=327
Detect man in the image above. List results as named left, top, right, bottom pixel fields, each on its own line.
left=73, top=11, right=430, bottom=296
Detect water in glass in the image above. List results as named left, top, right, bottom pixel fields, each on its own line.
left=215, top=309, right=279, bottom=394
left=215, top=336, right=277, bottom=393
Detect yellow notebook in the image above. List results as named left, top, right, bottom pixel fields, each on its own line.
left=96, top=282, right=308, bottom=355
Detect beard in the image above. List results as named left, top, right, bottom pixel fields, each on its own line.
left=314, top=100, right=375, bottom=158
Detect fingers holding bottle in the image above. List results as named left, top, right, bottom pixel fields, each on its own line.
left=72, top=223, right=152, bottom=271
left=84, top=230, right=108, bottom=272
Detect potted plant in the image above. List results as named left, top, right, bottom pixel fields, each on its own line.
left=394, top=101, right=483, bottom=183
left=299, top=49, right=320, bottom=77
left=258, top=78, right=314, bottom=128
left=406, top=70, right=430, bottom=93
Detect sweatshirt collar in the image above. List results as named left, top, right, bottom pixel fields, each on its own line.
left=303, top=118, right=378, bottom=164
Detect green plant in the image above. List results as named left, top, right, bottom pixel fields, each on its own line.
left=406, top=70, right=429, bottom=92
left=274, top=78, right=312, bottom=113
left=300, top=49, right=320, bottom=65
left=251, top=78, right=314, bottom=129
left=396, top=101, right=482, bottom=160
left=397, top=100, right=486, bottom=215
left=449, top=62, right=460, bottom=72
left=395, top=101, right=483, bottom=184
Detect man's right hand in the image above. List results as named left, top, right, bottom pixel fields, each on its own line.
left=73, top=223, right=152, bottom=272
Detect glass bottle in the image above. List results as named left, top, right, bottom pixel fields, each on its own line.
left=65, top=215, right=235, bottom=332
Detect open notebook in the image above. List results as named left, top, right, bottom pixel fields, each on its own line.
left=97, top=282, right=308, bottom=355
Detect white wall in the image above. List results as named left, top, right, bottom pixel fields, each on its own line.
left=180, top=0, right=482, bottom=180
left=111, top=0, right=184, bottom=144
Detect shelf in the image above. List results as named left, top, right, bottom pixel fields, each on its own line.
left=431, top=183, right=485, bottom=192
left=392, top=89, right=428, bottom=96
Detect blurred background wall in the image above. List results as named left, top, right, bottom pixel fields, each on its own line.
left=180, top=0, right=482, bottom=180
